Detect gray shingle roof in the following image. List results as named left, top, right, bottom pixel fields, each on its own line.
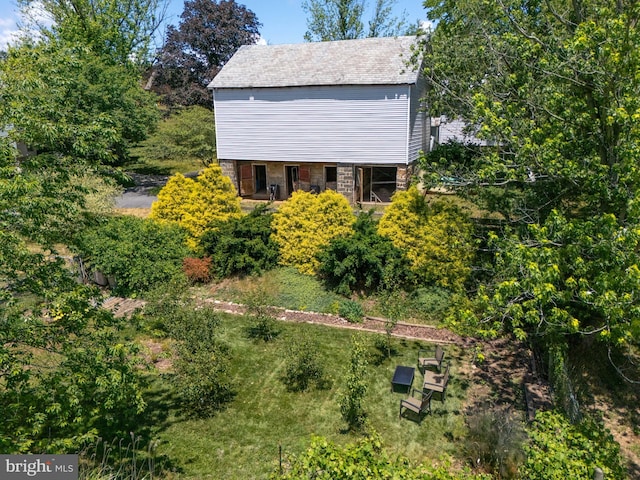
left=208, top=36, right=421, bottom=89
left=437, top=117, right=494, bottom=146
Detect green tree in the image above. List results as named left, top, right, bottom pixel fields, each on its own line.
left=302, top=0, right=407, bottom=42
left=0, top=138, right=147, bottom=451
left=151, top=164, right=242, bottom=250
left=168, top=307, right=234, bottom=417
left=271, top=190, right=355, bottom=275
left=317, top=210, right=411, bottom=295
left=368, top=0, right=407, bottom=37
left=202, top=203, right=280, bottom=278
left=131, top=106, right=216, bottom=168
left=1, top=285, right=147, bottom=452
left=3, top=0, right=161, bottom=166
left=18, top=0, right=163, bottom=63
left=283, top=333, right=328, bottom=392
left=1, top=39, right=158, bottom=166
left=73, top=215, right=190, bottom=296
left=421, top=0, right=640, bottom=362
left=339, top=335, right=369, bottom=431
left=0, top=0, right=160, bottom=452
left=378, top=187, right=475, bottom=291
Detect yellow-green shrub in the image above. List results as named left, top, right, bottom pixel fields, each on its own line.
left=271, top=190, right=355, bottom=275
left=378, top=186, right=475, bottom=290
left=151, top=165, right=241, bottom=249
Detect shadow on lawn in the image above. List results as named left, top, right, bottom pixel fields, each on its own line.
left=463, top=337, right=533, bottom=412
left=79, top=380, right=185, bottom=478
left=570, top=336, right=640, bottom=478
left=370, top=337, right=408, bottom=366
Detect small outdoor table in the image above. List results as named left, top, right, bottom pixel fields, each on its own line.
left=391, top=365, right=415, bottom=393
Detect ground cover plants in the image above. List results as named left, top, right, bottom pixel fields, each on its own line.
left=203, top=267, right=451, bottom=326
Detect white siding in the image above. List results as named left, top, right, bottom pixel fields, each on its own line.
left=408, top=78, right=427, bottom=163
left=214, top=85, right=410, bottom=165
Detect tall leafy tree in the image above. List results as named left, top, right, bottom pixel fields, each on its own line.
left=0, top=0, right=162, bottom=451
left=302, top=0, right=407, bottom=42
left=131, top=105, right=216, bottom=168
left=420, top=0, right=640, bottom=368
left=17, top=0, right=164, bottom=63
left=1, top=40, right=158, bottom=165
left=3, top=0, right=161, bottom=166
left=368, top=0, right=407, bottom=37
left=150, top=0, right=261, bottom=108
left=0, top=138, right=148, bottom=452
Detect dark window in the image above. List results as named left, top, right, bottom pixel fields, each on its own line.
left=325, top=166, right=337, bottom=183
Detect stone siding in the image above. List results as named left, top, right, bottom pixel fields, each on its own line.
left=336, top=164, right=354, bottom=203
left=218, top=159, right=238, bottom=193
left=396, top=164, right=411, bottom=191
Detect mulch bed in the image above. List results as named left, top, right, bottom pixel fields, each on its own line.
left=203, top=299, right=466, bottom=344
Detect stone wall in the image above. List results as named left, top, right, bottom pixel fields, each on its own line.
left=336, top=163, right=354, bottom=203
left=218, top=159, right=238, bottom=193
left=221, top=160, right=414, bottom=204
left=396, top=164, right=412, bottom=191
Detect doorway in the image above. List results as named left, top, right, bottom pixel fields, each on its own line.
left=254, top=165, right=267, bottom=193
left=357, top=167, right=397, bottom=203
left=286, top=165, right=299, bottom=196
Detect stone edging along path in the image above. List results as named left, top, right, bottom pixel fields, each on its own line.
left=102, top=296, right=464, bottom=344
left=201, top=299, right=467, bottom=346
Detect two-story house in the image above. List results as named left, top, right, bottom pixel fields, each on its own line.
left=208, top=35, right=426, bottom=203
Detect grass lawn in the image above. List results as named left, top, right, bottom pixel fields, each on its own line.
left=145, top=313, right=471, bottom=479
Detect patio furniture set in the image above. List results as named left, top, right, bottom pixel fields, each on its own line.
left=396, top=345, right=450, bottom=423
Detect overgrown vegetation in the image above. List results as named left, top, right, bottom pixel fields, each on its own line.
left=463, top=407, right=527, bottom=479
left=73, top=215, right=189, bottom=296
left=276, top=432, right=490, bottom=479
left=522, top=411, right=626, bottom=479
left=202, top=203, right=280, bottom=278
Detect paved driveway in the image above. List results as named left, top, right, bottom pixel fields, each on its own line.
left=114, top=173, right=168, bottom=209
left=115, top=188, right=158, bottom=209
